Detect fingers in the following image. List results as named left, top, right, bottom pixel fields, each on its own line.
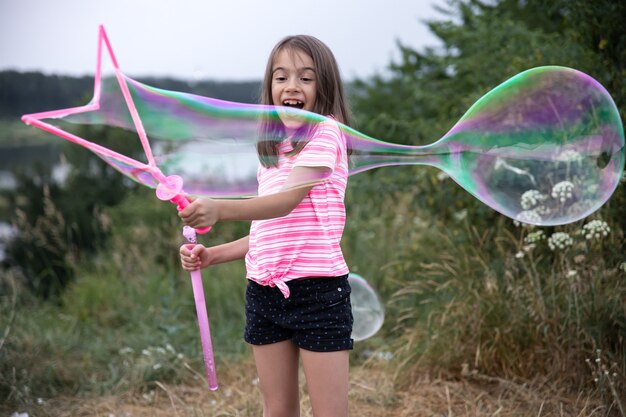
left=180, top=256, right=201, bottom=271
left=178, top=202, right=194, bottom=222
left=178, top=198, right=206, bottom=228
left=180, top=244, right=202, bottom=271
left=191, top=245, right=206, bottom=257
left=178, top=197, right=200, bottom=217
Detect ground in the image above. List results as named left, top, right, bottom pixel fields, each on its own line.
left=3, top=358, right=611, bottom=417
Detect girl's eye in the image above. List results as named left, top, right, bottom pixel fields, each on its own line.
left=301, top=77, right=313, bottom=82
left=274, top=76, right=287, bottom=82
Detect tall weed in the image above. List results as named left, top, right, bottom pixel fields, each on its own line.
left=0, top=190, right=250, bottom=406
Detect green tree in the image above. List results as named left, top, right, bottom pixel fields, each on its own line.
left=348, top=0, right=626, bottom=392
left=4, top=125, right=143, bottom=299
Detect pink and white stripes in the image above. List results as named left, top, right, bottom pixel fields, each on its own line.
left=246, top=119, right=349, bottom=297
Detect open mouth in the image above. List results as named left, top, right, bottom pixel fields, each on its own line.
left=282, top=99, right=304, bottom=109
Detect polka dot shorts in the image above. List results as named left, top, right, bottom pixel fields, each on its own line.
left=244, top=275, right=354, bottom=352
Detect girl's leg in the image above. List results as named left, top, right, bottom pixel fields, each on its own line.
left=300, top=349, right=349, bottom=417
left=252, top=340, right=301, bottom=417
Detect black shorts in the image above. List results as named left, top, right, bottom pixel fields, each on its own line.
left=244, top=275, right=354, bottom=352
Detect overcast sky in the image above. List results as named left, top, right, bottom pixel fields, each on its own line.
left=1, top=0, right=446, bottom=82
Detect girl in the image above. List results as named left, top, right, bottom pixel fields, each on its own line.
left=179, top=35, right=352, bottom=417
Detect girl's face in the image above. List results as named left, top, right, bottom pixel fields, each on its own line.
left=271, top=48, right=317, bottom=134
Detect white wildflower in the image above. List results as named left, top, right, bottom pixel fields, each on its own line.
left=142, top=390, right=155, bottom=402
left=515, top=251, right=525, bottom=259
left=453, top=209, right=467, bottom=221
left=566, top=270, right=578, bottom=277
left=412, top=217, right=425, bottom=226
left=437, top=171, right=450, bottom=181
left=523, top=244, right=536, bottom=252
left=515, top=210, right=542, bottom=226
left=156, top=347, right=166, bottom=355
left=376, top=351, right=394, bottom=360
left=393, top=213, right=404, bottom=226
left=524, top=230, right=545, bottom=244
left=142, top=349, right=151, bottom=356
left=118, top=347, right=134, bottom=355
left=152, top=363, right=162, bottom=370
left=548, top=232, right=574, bottom=251
left=520, top=190, right=548, bottom=210
left=551, top=181, right=575, bottom=203
left=534, top=205, right=552, bottom=216
left=558, top=149, right=583, bottom=162
left=582, top=220, right=611, bottom=240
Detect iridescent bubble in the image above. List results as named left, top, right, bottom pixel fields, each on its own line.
left=349, top=273, right=384, bottom=342
left=23, top=37, right=624, bottom=226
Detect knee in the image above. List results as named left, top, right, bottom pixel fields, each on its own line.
left=262, top=399, right=299, bottom=417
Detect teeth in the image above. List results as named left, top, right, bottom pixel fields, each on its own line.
left=283, top=100, right=303, bottom=105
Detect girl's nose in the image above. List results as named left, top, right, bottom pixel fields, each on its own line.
left=286, top=78, right=299, bottom=91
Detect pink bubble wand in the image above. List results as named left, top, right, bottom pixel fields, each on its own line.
left=21, top=25, right=218, bottom=390
left=156, top=176, right=218, bottom=391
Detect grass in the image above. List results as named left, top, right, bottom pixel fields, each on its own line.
left=0, top=355, right=617, bottom=417
left=1, top=165, right=625, bottom=416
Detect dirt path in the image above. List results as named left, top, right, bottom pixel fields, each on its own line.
left=3, top=360, right=608, bottom=417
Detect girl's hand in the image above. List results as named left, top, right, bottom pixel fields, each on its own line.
left=180, top=244, right=213, bottom=271
left=179, top=197, right=221, bottom=229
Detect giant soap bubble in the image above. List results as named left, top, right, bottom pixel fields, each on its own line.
left=23, top=27, right=624, bottom=227
left=20, top=26, right=624, bottom=392
left=349, top=273, right=385, bottom=341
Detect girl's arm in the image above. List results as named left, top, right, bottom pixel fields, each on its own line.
left=179, top=166, right=330, bottom=229
left=180, top=235, right=249, bottom=271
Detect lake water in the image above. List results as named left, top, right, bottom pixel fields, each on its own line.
left=0, top=143, right=67, bottom=190
left=0, top=221, right=15, bottom=261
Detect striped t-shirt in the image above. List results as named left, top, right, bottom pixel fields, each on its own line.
left=245, top=119, right=349, bottom=298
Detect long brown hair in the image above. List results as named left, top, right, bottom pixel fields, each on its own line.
left=257, top=35, right=352, bottom=168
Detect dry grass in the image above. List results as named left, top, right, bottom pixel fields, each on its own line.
left=2, top=354, right=612, bottom=417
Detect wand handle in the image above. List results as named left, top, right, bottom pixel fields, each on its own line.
left=172, top=195, right=211, bottom=234
left=155, top=174, right=211, bottom=234
left=183, top=225, right=218, bottom=391
left=158, top=176, right=218, bottom=390
left=189, top=265, right=219, bottom=391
